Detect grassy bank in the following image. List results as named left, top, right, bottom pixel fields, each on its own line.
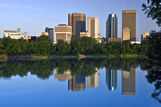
left=0, top=54, right=145, bottom=61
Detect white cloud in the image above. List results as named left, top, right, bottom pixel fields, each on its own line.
left=0, top=3, right=42, bottom=10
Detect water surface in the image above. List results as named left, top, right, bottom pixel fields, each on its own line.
left=0, top=58, right=160, bottom=107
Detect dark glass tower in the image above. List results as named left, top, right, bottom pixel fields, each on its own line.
left=68, top=13, right=86, bottom=37
left=45, top=27, right=54, bottom=43
left=106, top=69, right=118, bottom=91
left=106, top=13, right=118, bottom=38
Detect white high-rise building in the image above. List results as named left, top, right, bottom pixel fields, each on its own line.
left=88, top=17, right=99, bottom=38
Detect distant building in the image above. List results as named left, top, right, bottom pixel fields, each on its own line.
left=80, top=31, right=90, bottom=37
left=95, top=38, right=102, bottom=43
left=122, top=27, right=130, bottom=41
left=101, top=37, right=107, bottom=44
left=68, top=75, right=86, bottom=91
left=141, top=33, right=150, bottom=41
left=68, top=13, right=86, bottom=37
left=54, top=24, right=72, bottom=43
left=106, top=70, right=118, bottom=91
left=45, top=27, right=54, bottom=43
left=41, top=32, right=49, bottom=36
left=88, top=68, right=98, bottom=88
left=107, top=38, right=121, bottom=42
left=4, top=28, right=24, bottom=39
left=131, top=41, right=141, bottom=44
left=106, top=13, right=118, bottom=38
left=122, top=10, right=137, bottom=41
left=122, top=68, right=136, bottom=95
left=28, top=36, right=37, bottom=42
left=88, top=17, right=99, bottom=38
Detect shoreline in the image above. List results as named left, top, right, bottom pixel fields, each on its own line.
left=0, top=55, right=145, bottom=61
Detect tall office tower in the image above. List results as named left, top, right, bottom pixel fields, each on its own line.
left=88, top=17, right=99, bottom=38
left=87, top=69, right=98, bottom=88
left=45, top=27, right=54, bottom=43
left=106, top=69, right=118, bottom=91
left=122, top=68, right=136, bottom=95
left=122, top=10, right=137, bottom=41
left=68, top=75, right=86, bottom=91
left=68, top=13, right=86, bottom=37
left=106, top=13, right=118, bottom=38
left=54, top=24, right=72, bottom=43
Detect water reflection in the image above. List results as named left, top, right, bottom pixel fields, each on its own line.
left=0, top=57, right=160, bottom=102
left=106, top=70, right=118, bottom=91
left=122, top=68, right=136, bottom=95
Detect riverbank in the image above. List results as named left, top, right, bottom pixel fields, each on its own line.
left=0, top=54, right=145, bottom=61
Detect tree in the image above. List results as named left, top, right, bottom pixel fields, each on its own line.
left=142, top=0, right=161, bottom=26
left=56, top=40, right=71, bottom=54
left=71, top=37, right=97, bottom=55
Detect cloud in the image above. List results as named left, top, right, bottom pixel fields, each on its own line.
left=0, top=3, right=42, bottom=10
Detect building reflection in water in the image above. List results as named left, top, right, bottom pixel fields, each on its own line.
left=68, top=75, right=86, bottom=91
left=54, top=68, right=72, bottom=81
left=122, top=68, right=136, bottom=95
left=106, top=69, right=118, bottom=91
left=88, top=68, right=99, bottom=88
left=54, top=68, right=99, bottom=91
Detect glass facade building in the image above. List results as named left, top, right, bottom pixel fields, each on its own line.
left=68, top=13, right=86, bottom=37
left=45, top=27, right=54, bottom=43
left=106, top=13, right=118, bottom=38
left=106, top=69, right=118, bottom=91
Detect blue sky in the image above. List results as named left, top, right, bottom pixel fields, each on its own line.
left=0, top=0, right=160, bottom=41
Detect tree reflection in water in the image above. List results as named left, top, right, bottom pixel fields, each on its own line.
left=0, top=57, right=160, bottom=101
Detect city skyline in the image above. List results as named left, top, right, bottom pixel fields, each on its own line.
left=0, top=0, right=160, bottom=41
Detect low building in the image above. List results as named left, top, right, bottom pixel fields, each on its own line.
left=28, top=36, right=37, bottom=42
left=41, top=32, right=49, bottom=36
left=4, top=28, right=24, bottom=39
left=107, top=38, right=121, bottom=42
left=54, top=24, right=72, bottom=43
left=95, top=38, right=102, bottom=43
left=54, top=69, right=72, bottom=81
left=80, top=31, right=90, bottom=37
left=101, top=37, right=107, bottom=44
left=141, top=33, right=150, bottom=41
left=131, top=41, right=141, bottom=44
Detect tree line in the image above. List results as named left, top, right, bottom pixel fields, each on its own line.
left=0, top=35, right=149, bottom=56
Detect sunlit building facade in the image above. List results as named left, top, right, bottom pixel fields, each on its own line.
left=122, top=10, right=137, bottom=41
left=122, top=68, right=136, bottom=95
left=88, top=17, right=99, bottom=38
left=54, top=24, right=72, bottom=43
left=68, top=13, right=86, bottom=37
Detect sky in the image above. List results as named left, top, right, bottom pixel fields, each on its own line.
left=0, top=0, right=160, bottom=41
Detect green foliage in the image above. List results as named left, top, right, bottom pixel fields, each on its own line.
left=56, top=40, right=71, bottom=54
left=71, top=37, right=97, bottom=55
left=146, top=32, right=161, bottom=61
left=142, top=0, right=161, bottom=26
left=0, top=36, right=149, bottom=56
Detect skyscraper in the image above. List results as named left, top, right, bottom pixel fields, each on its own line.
left=88, top=17, right=99, bottom=38
left=87, top=69, right=98, bottom=88
left=122, top=10, right=137, bottom=41
left=106, top=13, right=118, bottom=38
left=68, top=13, right=86, bottom=37
left=106, top=69, right=118, bottom=91
left=122, top=68, right=136, bottom=95
left=45, top=27, right=54, bottom=43
left=68, top=75, right=86, bottom=91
